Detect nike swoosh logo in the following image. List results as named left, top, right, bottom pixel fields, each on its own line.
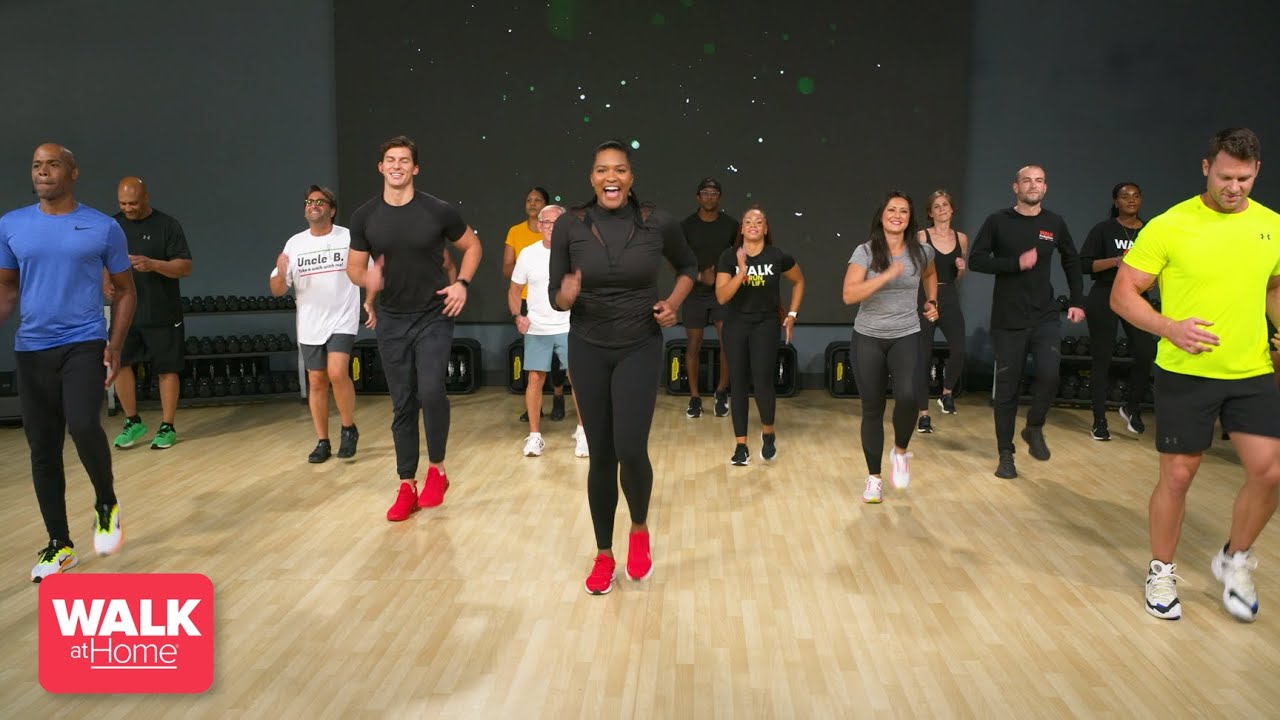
left=74, top=225, right=92, bottom=230
left=173, top=321, right=183, bottom=328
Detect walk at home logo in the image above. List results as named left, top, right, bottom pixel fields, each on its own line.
left=38, top=574, right=214, bottom=693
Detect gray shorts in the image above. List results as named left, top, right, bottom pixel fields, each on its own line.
left=300, top=333, right=356, bottom=371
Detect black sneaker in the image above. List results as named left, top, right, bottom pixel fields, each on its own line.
left=550, top=394, right=566, bottom=421
left=1021, top=426, right=1051, bottom=461
left=938, top=394, right=956, bottom=414
left=917, top=415, right=933, bottom=433
left=686, top=397, right=703, bottom=418
left=1119, top=406, right=1145, bottom=434
left=1091, top=419, right=1111, bottom=441
left=761, top=433, right=777, bottom=461
left=308, top=440, right=332, bottom=464
left=994, top=452, right=1017, bottom=479
left=337, top=425, right=359, bottom=458
left=518, top=409, right=544, bottom=422
left=730, top=443, right=750, bottom=466
left=713, top=389, right=730, bottom=417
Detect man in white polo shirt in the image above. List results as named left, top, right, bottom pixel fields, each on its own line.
left=509, top=204, right=587, bottom=458
left=269, top=185, right=362, bottom=463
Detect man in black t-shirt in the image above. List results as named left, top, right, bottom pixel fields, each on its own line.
left=109, top=177, right=192, bottom=451
left=679, top=178, right=737, bottom=418
left=969, top=164, right=1084, bottom=479
left=346, top=135, right=482, bottom=523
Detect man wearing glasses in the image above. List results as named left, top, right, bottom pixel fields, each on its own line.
left=109, top=177, right=193, bottom=450
left=270, top=185, right=362, bottom=463
left=679, top=178, right=737, bottom=418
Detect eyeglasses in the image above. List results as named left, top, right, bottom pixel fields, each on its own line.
left=304, top=198, right=329, bottom=207
left=537, top=219, right=556, bottom=225
left=698, top=190, right=721, bottom=198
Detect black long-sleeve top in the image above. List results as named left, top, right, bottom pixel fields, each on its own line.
left=968, top=207, right=1083, bottom=330
left=549, top=202, right=698, bottom=348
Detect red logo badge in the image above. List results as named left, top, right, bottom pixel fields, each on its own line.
left=39, top=574, right=214, bottom=693
left=1038, top=230, right=1055, bottom=242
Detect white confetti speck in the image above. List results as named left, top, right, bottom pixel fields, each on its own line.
left=727, top=165, right=738, bottom=173
left=757, top=137, right=764, bottom=143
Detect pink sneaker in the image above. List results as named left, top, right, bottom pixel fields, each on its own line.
left=585, top=554, right=616, bottom=595
left=626, top=530, right=653, bottom=581
left=418, top=467, right=449, bottom=508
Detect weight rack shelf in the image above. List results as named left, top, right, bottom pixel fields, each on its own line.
left=184, top=309, right=295, bottom=316
left=185, top=351, right=297, bottom=360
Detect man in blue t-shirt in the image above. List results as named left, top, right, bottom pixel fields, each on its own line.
left=0, top=143, right=137, bottom=582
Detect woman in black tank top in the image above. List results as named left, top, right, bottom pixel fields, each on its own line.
left=914, top=190, right=968, bottom=431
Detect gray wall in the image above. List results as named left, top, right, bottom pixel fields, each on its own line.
left=3, top=1, right=1278, bottom=391
left=0, top=0, right=339, bottom=369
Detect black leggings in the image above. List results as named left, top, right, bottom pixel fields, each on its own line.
left=376, top=310, right=453, bottom=477
left=851, top=331, right=919, bottom=475
left=722, top=313, right=780, bottom=438
left=570, top=332, right=662, bottom=551
left=1086, top=285, right=1156, bottom=420
left=916, top=282, right=967, bottom=410
left=990, top=318, right=1060, bottom=455
left=16, top=340, right=117, bottom=545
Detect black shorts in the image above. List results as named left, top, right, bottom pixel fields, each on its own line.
left=682, top=286, right=724, bottom=328
left=300, top=333, right=356, bottom=371
left=122, top=323, right=185, bottom=374
left=1154, top=367, right=1280, bottom=453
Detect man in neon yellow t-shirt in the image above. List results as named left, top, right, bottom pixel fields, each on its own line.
left=1113, top=127, right=1280, bottom=623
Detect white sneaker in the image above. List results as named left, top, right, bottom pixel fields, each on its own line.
left=1212, top=545, right=1259, bottom=622
left=1144, top=560, right=1182, bottom=620
left=574, top=426, right=589, bottom=458
left=93, top=503, right=123, bottom=556
left=890, top=450, right=912, bottom=490
left=522, top=434, right=545, bottom=457
left=862, top=476, right=882, bottom=504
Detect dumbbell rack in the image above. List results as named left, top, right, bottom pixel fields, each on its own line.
left=105, top=300, right=305, bottom=416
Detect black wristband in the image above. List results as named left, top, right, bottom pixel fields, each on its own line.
left=457, top=277, right=470, bottom=288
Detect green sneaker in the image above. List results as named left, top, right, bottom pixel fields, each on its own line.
left=113, top=418, right=147, bottom=448
left=151, top=423, right=177, bottom=450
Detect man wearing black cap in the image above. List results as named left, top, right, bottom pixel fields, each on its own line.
left=679, top=178, right=738, bottom=418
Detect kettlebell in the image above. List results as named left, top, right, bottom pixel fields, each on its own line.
left=189, top=296, right=205, bottom=313
left=185, top=336, right=201, bottom=356
left=214, top=296, right=228, bottom=312
left=253, top=335, right=268, bottom=353
left=181, top=376, right=195, bottom=399
left=180, top=296, right=191, bottom=313
left=286, top=373, right=300, bottom=393
left=202, top=296, right=216, bottom=312
left=1060, top=336, right=1078, bottom=356
left=284, top=295, right=296, bottom=309
left=199, top=337, right=214, bottom=356
left=227, top=367, right=242, bottom=396
left=266, top=335, right=280, bottom=352
left=1115, top=338, right=1129, bottom=358
left=226, top=336, right=241, bottom=354
left=213, top=336, right=228, bottom=354
left=1076, top=336, right=1092, bottom=357
left=266, top=296, right=279, bottom=310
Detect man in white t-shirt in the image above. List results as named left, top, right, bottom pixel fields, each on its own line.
left=508, top=204, right=587, bottom=458
left=269, top=185, right=362, bottom=463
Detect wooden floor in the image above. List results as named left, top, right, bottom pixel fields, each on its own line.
left=0, top=388, right=1276, bottom=718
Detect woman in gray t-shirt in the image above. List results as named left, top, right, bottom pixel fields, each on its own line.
left=841, top=191, right=940, bottom=503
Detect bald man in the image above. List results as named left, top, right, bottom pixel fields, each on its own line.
left=110, top=177, right=192, bottom=450
left=1, top=143, right=136, bottom=581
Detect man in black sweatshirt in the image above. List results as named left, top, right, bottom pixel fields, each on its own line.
left=970, top=164, right=1085, bottom=479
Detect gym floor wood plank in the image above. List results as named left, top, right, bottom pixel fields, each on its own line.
left=0, top=389, right=1274, bottom=718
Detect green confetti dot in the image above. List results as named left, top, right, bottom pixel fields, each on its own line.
left=829, top=23, right=837, bottom=31
left=782, top=33, right=790, bottom=41
left=583, top=115, right=590, bottom=123
left=554, top=195, right=562, bottom=202
left=529, top=85, right=535, bottom=92
left=630, top=140, right=640, bottom=149
left=746, top=192, right=753, bottom=198
left=651, top=13, right=665, bottom=25
left=620, top=80, right=627, bottom=85
left=680, top=0, right=693, bottom=6
left=796, top=77, right=815, bottom=95
left=703, top=42, right=715, bottom=55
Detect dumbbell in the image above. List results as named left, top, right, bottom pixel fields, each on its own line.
left=266, top=296, right=279, bottom=310
left=284, top=295, right=296, bottom=309
left=1061, top=336, right=1078, bottom=356
left=286, top=373, right=300, bottom=393
left=447, top=358, right=456, bottom=383
left=189, top=296, right=204, bottom=313
left=199, top=337, right=214, bottom=355
left=1115, top=338, right=1129, bottom=358
left=257, top=368, right=273, bottom=395
left=212, top=372, right=227, bottom=397
left=197, top=373, right=212, bottom=398
left=1062, top=376, right=1080, bottom=399
left=213, top=336, right=228, bottom=354
left=1079, top=378, right=1091, bottom=397
left=1108, top=382, right=1124, bottom=402
left=1076, top=336, right=1092, bottom=357
left=227, top=366, right=242, bottom=396
left=1115, top=379, right=1129, bottom=403
left=185, top=336, right=201, bottom=356
left=271, top=371, right=287, bottom=394
left=180, top=296, right=191, bottom=313
left=458, top=354, right=469, bottom=386
left=226, top=336, right=241, bottom=354
left=181, top=376, right=195, bottom=399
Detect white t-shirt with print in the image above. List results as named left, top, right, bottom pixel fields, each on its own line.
left=270, top=225, right=360, bottom=345
left=511, top=241, right=570, bottom=335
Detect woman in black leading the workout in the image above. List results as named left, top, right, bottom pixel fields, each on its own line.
left=549, top=139, right=697, bottom=596
left=914, top=189, right=968, bottom=432
left=714, top=207, right=806, bottom=466
left=1079, top=182, right=1156, bottom=440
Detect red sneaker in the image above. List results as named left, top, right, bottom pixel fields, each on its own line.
left=418, top=467, right=449, bottom=508
left=386, top=482, right=418, bottom=522
left=584, top=553, right=616, bottom=595
left=626, top=530, right=653, bottom=581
